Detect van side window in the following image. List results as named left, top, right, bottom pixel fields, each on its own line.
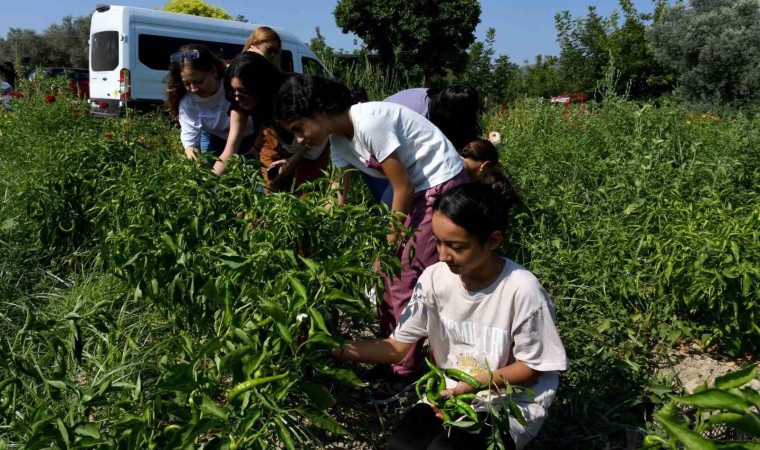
left=91, top=31, right=119, bottom=72
left=137, top=34, right=241, bottom=70
left=301, top=57, right=328, bottom=77
left=280, top=50, right=294, bottom=73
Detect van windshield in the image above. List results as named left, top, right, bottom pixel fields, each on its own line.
left=91, top=31, right=119, bottom=72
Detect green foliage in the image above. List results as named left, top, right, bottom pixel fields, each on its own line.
left=503, top=55, right=568, bottom=103
left=555, top=1, right=673, bottom=100
left=458, top=28, right=519, bottom=108
left=0, top=15, right=90, bottom=72
left=0, top=86, right=397, bottom=448
left=323, top=55, right=410, bottom=101
left=161, top=0, right=233, bottom=20
left=487, top=97, right=759, bottom=445
left=649, top=0, right=760, bottom=110
left=333, top=0, right=481, bottom=81
left=643, top=364, right=760, bottom=448
left=2, top=77, right=759, bottom=448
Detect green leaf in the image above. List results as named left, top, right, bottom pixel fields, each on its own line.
left=669, top=389, right=749, bottom=414
left=308, top=308, right=331, bottom=335
left=709, top=411, right=760, bottom=436
left=507, top=397, right=527, bottom=426
left=735, top=387, right=760, bottom=408
left=299, top=256, right=321, bottom=275
left=199, top=395, right=229, bottom=421
left=275, top=417, right=296, bottom=450
left=316, top=365, right=366, bottom=387
left=714, top=364, right=756, bottom=390
left=74, top=423, right=101, bottom=439
left=219, top=253, right=248, bottom=269
left=653, top=412, right=717, bottom=450
left=296, top=406, right=348, bottom=435
left=260, top=299, right=287, bottom=324
left=288, top=274, right=308, bottom=301
left=56, top=418, right=70, bottom=447
left=714, top=442, right=760, bottom=450
left=301, top=383, right=336, bottom=409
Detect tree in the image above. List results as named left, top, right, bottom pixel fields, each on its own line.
left=162, top=0, right=232, bottom=20
left=334, top=0, right=480, bottom=82
left=505, top=55, right=568, bottom=102
left=459, top=28, right=519, bottom=107
left=43, top=15, right=90, bottom=68
left=555, top=1, right=672, bottom=100
left=556, top=6, right=614, bottom=95
left=0, top=14, right=90, bottom=73
left=649, top=0, right=760, bottom=109
left=0, top=28, right=53, bottom=74
left=309, top=27, right=335, bottom=62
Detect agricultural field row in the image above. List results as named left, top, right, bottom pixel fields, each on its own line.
left=1, top=84, right=758, bottom=448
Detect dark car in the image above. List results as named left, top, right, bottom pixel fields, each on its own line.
left=28, top=67, right=90, bottom=99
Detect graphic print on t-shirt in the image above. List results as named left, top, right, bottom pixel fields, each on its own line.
left=439, top=315, right=511, bottom=370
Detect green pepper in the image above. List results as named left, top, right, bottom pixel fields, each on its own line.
left=227, top=371, right=290, bottom=403
left=453, top=397, right=479, bottom=422
left=445, top=368, right=484, bottom=389
left=415, top=370, right=436, bottom=401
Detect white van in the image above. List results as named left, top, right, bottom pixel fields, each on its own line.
left=89, top=5, right=329, bottom=118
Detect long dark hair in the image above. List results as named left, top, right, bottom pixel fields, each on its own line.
left=164, top=44, right=226, bottom=118
left=427, top=84, right=483, bottom=150
left=225, top=51, right=289, bottom=125
left=433, top=171, right=521, bottom=243
left=274, top=75, right=353, bottom=122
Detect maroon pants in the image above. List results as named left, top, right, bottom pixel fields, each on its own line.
left=380, top=170, right=468, bottom=376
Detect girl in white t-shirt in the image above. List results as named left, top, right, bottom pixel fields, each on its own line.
left=331, top=172, right=568, bottom=450
left=164, top=44, right=255, bottom=163
left=274, top=76, right=469, bottom=390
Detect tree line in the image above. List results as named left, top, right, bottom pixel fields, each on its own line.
left=2, top=0, right=758, bottom=110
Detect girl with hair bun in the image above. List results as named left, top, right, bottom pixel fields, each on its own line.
left=332, top=173, right=567, bottom=450
left=275, top=75, right=468, bottom=398
left=460, top=138, right=500, bottom=181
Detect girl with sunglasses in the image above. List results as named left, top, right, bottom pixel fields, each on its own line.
left=243, top=26, right=282, bottom=66
left=164, top=44, right=256, bottom=163
left=218, top=52, right=329, bottom=191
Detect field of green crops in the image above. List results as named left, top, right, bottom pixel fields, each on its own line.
left=0, top=81, right=758, bottom=449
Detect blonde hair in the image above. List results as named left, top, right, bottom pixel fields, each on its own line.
left=243, top=26, right=282, bottom=66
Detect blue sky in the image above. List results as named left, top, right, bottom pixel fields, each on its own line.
left=0, top=0, right=656, bottom=63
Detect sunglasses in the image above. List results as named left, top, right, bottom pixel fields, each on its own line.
left=169, top=49, right=201, bottom=63
left=254, top=42, right=280, bottom=58
left=232, top=88, right=252, bottom=101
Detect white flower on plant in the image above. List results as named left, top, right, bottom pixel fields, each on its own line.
left=488, top=131, right=502, bottom=145
left=296, top=313, right=308, bottom=323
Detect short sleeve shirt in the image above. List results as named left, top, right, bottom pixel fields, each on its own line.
left=178, top=87, right=254, bottom=149
left=392, top=259, right=568, bottom=449
left=328, top=102, right=463, bottom=192
left=384, top=88, right=430, bottom=117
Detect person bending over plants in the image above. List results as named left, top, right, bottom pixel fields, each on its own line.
left=332, top=173, right=568, bottom=450
left=164, top=44, right=256, bottom=164
left=274, top=75, right=468, bottom=403
left=361, top=84, right=484, bottom=204
left=222, top=52, right=329, bottom=192
left=460, top=138, right=500, bottom=181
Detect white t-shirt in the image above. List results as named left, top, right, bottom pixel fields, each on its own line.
left=329, top=102, right=463, bottom=192
left=392, top=258, right=568, bottom=449
left=178, top=86, right=254, bottom=149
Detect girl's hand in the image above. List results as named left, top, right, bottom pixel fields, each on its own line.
left=184, top=147, right=199, bottom=160
left=439, top=381, right=473, bottom=398
left=270, top=158, right=295, bottom=177
left=428, top=402, right=445, bottom=420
